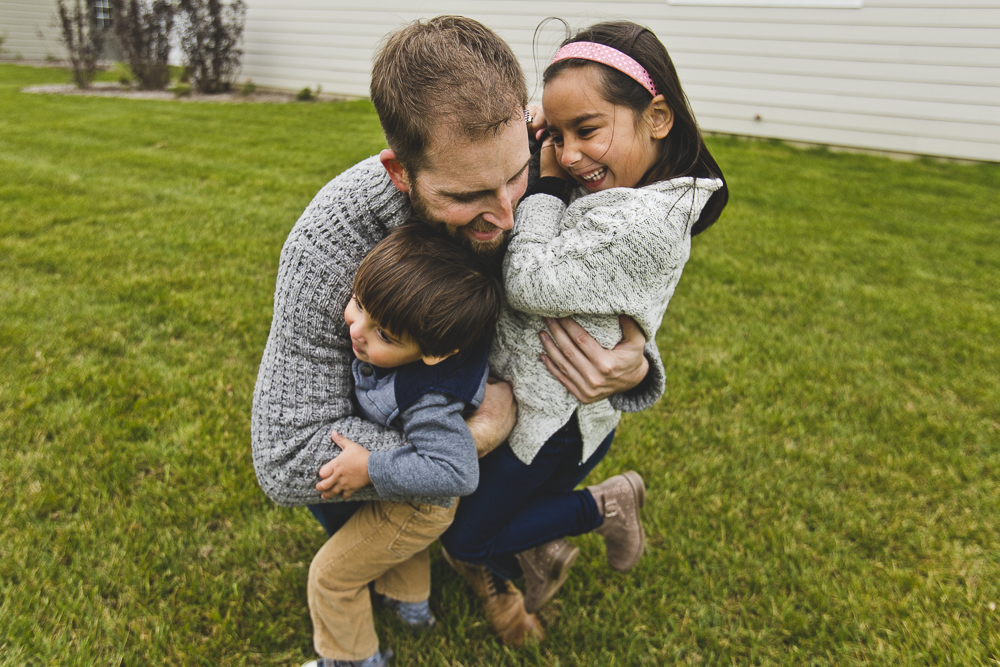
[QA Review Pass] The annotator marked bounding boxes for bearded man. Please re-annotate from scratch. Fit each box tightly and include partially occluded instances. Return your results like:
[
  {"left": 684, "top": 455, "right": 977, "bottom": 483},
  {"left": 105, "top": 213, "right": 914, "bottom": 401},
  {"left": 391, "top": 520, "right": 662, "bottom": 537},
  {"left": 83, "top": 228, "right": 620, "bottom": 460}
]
[{"left": 252, "top": 16, "right": 663, "bottom": 664}]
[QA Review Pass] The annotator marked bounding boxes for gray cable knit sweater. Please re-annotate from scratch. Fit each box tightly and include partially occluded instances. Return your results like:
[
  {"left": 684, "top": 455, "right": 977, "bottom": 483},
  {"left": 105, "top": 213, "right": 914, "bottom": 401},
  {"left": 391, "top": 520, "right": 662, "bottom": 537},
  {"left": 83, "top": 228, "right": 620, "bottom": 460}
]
[
  {"left": 490, "top": 177, "right": 723, "bottom": 465},
  {"left": 252, "top": 156, "right": 669, "bottom": 507}
]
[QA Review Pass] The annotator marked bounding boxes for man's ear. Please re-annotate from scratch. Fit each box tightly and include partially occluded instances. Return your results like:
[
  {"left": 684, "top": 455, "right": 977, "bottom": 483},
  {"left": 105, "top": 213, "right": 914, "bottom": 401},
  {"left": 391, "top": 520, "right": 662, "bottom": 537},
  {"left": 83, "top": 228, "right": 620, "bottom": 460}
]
[
  {"left": 380, "top": 149, "right": 411, "bottom": 194},
  {"left": 422, "top": 350, "right": 459, "bottom": 366},
  {"left": 647, "top": 95, "right": 674, "bottom": 140}
]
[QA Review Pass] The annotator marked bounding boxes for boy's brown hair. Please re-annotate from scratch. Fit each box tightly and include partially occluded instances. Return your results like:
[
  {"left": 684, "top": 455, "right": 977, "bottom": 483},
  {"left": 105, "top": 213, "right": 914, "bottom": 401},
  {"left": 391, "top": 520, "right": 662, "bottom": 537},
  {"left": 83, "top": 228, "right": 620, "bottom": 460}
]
[
  {"left": 353, "top": 222, "right": 502, "bottom": 358},
  {"left": 370, "top": 15, "right": 527, "bottom": 173}
]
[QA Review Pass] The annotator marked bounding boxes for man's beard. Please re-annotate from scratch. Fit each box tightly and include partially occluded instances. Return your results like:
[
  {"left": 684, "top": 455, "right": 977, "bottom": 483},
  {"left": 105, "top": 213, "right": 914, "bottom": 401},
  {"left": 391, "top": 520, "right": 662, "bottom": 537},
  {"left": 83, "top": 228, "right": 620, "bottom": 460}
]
[{"left": 408, "top": 186, "right": 511, "bottom": 259}]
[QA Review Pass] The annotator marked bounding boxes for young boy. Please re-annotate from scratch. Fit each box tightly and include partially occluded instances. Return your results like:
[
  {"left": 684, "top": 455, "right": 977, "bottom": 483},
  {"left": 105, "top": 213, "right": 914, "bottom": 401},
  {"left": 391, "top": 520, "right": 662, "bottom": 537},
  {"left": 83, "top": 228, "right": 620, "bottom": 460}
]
[{"left": 302, "top": 222, "right": 502, "bottom": 667}]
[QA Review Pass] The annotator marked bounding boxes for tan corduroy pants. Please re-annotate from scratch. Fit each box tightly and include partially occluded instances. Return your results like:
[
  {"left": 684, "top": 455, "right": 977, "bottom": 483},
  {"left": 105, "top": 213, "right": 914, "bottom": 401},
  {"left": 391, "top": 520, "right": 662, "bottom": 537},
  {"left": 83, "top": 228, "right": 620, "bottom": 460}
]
[{"left": 308, "top": 499, "right": 457, "bottom": 660}]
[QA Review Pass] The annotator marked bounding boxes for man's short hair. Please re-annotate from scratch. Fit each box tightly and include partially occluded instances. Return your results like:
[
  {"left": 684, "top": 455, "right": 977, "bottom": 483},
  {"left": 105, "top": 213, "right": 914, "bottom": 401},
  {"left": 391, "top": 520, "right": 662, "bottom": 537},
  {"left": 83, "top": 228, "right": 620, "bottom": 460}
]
[
  {"left": 370, "top": 15, "right": 527, "bottom": 173},
  {"left": 353, "top": 222, "right": 502, "bottom": 358}
]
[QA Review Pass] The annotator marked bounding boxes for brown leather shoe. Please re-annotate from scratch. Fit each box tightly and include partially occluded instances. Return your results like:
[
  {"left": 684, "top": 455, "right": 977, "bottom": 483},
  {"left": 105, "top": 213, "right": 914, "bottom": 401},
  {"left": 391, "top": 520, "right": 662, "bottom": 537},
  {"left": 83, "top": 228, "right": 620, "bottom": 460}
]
[
  {"left": 442, "top": 550, "right": 545, "bottom": 646},
  {"left": 588, "top": 471, "right": 646, "bottom": 572},
  {"left": 516, "top": 537, "right": 579, "bottom": 613}
]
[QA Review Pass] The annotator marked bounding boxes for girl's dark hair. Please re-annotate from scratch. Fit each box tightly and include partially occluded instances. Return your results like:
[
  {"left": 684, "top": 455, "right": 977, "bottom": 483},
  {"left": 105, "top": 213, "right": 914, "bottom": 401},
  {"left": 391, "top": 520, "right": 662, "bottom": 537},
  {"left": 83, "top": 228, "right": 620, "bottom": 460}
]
[
  {"left": 353, "top": 222, "right": 502, "bottom": 358},
  {"left": 544, "top": 21, "right": 729, "bottom": 235}
]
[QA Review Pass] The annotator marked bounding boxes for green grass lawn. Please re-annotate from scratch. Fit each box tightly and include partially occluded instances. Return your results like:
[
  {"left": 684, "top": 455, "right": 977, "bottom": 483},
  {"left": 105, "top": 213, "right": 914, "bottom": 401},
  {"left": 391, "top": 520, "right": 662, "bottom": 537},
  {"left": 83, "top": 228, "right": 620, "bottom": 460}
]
[{"left": 1, "top": 63, "right": 998, "bottom": 666}]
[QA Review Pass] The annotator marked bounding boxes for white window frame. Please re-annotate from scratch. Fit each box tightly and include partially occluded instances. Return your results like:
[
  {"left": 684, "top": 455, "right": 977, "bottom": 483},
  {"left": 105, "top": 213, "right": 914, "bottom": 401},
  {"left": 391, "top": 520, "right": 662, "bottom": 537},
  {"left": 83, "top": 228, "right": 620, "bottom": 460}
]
[
  {"left": 668, "top": 0, "right": 861, "bottom": 7},
  {"left": 93, "top": 0, "right": 112, "bottom": 28}
]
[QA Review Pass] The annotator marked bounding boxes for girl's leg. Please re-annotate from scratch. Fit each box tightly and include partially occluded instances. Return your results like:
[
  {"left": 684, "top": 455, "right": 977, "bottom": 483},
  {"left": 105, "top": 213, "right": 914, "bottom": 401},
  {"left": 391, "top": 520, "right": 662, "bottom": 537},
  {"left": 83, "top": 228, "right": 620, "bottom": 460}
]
[
  {"left": 546, "top": 427, "right": 615, "bottom": 493},
  {"left": 440, "top": 421, "right": 615, "bottom": 579}
]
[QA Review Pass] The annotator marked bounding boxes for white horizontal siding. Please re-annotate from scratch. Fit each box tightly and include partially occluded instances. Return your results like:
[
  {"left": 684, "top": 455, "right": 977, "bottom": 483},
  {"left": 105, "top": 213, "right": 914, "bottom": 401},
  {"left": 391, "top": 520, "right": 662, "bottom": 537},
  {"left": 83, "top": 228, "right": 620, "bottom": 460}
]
[
  {"left": 240, "top": 1, "right": 1000, "bottom": 161},
  {"left": 0, "top": 0, "right": 65, "bottom": 61},
  {"left": 241, "top": 1, "right": 1000, "bottom": 161}
]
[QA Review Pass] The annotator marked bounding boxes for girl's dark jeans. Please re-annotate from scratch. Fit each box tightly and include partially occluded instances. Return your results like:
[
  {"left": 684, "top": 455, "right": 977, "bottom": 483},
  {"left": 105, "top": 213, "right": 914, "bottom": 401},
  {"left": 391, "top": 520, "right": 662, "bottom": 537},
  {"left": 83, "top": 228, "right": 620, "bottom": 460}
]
[{"left": 440, "top": 417, "right": 614, "bottom": 579}]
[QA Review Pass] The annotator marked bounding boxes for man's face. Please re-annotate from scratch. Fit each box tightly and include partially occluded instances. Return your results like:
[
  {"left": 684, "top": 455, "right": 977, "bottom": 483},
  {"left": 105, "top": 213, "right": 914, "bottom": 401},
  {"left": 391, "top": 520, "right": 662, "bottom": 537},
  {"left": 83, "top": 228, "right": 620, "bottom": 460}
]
[{"left": 405, "top": 114, "right": 531, "bottom": 258}]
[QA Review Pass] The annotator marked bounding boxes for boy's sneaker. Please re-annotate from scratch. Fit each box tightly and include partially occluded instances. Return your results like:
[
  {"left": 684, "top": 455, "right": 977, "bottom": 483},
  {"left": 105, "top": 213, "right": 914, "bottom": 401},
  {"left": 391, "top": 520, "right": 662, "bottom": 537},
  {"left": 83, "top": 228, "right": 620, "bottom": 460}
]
[
  {"left": 382, "top": 596, "right": 437, "bottom": 629},
  {"left": 300, "top": 650, "right": 393, "bottom": 667},
  {"left": 516, "top": 537, "right": 579, "bottom": 613},
  {"left": 587, "top": 471, "right": 646, "bottom": 572},
  {"left": 442, "top": 549, "right": 544, "bottom": 646}
]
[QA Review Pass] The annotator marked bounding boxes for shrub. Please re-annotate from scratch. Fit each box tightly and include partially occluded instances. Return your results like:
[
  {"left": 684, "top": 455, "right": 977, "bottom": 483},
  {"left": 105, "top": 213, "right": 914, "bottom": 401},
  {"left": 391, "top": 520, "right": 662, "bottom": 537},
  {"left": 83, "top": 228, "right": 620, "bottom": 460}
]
[
  {"left": 55, "top": 0, "right": 106, "bottom": 88},
  {"left": 169, "top": 81, "right": 191, "bottom": 97},
  {"left": 240, "top": 78, "right": 255, "bottom": 96},
  {"left": 177, "top": 0, "right": 246, "bottom": 94},
  {"left": 110, "top": 0, "right": 174, "bottom": 90},
  {"left": 296, "top": 84, "right": 320, "bottom": 102},
  {"left": 113, "top": 61, "right": 135, "bottom": 85}
]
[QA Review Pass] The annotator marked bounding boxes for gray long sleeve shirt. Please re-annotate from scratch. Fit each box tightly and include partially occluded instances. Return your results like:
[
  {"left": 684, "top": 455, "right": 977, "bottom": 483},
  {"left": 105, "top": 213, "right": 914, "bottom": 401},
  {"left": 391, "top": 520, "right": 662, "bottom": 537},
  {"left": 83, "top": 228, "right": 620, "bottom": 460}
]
[
  {"left": 251, "top": 156, "right": 668, "bottom": 508},
  {"left": 353, "top": 358, "right": 487, "bottom": 502}
]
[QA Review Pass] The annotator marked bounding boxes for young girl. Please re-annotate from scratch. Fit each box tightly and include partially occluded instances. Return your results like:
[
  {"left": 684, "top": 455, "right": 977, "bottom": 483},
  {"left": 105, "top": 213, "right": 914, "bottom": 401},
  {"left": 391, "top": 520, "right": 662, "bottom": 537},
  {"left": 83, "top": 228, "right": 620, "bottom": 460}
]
[{"left": 441, "top": 21, "right": 729, "bottom": 622}]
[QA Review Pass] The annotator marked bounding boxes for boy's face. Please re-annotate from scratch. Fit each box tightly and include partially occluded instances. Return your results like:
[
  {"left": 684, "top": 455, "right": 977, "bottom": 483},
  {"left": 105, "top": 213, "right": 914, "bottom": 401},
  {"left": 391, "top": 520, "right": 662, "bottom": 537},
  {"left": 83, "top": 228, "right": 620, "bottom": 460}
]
[{"left": 344, "top": 295, "right": 453, "bottom": 368}]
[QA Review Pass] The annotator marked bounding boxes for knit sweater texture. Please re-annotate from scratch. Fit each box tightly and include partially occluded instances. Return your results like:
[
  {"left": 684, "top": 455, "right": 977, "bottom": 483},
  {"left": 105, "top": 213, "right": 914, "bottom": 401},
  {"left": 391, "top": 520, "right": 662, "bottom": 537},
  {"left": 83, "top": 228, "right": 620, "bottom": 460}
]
[
  {"left": 251, "top": 156, "right": 669, "bottom": 507},
  {"left": 490, "top": 177, "right": 723, "bottom": 465}
]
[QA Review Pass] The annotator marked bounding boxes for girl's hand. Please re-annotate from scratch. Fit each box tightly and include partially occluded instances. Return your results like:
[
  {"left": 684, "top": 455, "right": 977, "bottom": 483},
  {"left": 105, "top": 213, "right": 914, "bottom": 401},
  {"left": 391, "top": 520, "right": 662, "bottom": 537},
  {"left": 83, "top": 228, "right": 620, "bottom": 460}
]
[
  {"left": 538, "top": 315, "right": 649, "bottom": 403},
  {"left": 316, "top": 431, "right": 372, "bottom": 499},
  {"left": 527, "top": 103, "right": 547, "bottom": 141},
  {"left": 540, "top": 136, "right": 571, "bottom": 180}
]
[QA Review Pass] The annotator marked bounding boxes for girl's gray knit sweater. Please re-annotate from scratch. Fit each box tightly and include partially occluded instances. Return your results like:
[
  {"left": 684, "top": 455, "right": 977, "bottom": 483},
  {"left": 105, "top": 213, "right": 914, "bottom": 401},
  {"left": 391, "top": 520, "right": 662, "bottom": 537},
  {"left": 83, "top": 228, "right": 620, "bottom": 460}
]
[
  {"left": 251, "top": 156, "right": 669, "bottom": 507},
  {"left": 490, "top": 177, "right": 723, "bottom": 465}
]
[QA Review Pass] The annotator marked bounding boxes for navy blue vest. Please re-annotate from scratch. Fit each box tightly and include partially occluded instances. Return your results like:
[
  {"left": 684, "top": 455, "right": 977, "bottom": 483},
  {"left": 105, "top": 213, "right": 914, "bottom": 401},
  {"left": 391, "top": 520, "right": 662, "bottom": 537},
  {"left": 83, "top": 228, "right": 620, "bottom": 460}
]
[{"left": 393, "top": 339, "right": 491, "bottom": 415}]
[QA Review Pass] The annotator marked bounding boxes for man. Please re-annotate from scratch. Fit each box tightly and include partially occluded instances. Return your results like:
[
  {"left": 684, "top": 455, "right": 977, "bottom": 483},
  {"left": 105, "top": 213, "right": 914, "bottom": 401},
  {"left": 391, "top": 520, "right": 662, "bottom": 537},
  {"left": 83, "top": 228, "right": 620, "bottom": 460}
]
[{"left": 251, "top": 15, "right": 665, "bottom": 659}]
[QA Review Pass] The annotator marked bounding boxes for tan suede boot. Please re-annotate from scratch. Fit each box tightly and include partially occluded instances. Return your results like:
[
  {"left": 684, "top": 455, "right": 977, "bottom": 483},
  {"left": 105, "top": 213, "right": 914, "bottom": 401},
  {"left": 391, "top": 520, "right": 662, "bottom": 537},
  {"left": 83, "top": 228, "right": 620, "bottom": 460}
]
[
  {"left": 587, "top": 471, "right": 646, "bottom": 572},
  {"left": 515, "top": 537, "right": 580, "bottom": 614},
  {"left": 442, "top": 550, "right": 545, "bottom": 646}
]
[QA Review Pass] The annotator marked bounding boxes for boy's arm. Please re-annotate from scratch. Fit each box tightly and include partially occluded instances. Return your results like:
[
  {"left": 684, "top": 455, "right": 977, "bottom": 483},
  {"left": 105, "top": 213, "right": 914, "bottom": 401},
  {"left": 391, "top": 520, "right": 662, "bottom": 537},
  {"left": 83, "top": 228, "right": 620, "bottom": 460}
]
[
  {"left": 315, "top": 382, "right": 514, "bottom": 498},
  {"left": 364, "top": 392, "right": 480, "bottom": 500}
]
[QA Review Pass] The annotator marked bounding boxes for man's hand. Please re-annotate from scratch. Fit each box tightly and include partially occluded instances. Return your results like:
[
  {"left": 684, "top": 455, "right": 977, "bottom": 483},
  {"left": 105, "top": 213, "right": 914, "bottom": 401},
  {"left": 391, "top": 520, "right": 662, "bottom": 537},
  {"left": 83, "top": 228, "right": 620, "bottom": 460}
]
[
  {"left": 527, "top": 103, "right": 547, "bottom": 141},
  {"left": 539, "top": 315, "right": 649, "bottom": 404},
  {"left": 466, "top": 377, "right": 517, "bottom": 458},
  {"left": 316, "top": 431, "right": 372, "bottom": 500}
]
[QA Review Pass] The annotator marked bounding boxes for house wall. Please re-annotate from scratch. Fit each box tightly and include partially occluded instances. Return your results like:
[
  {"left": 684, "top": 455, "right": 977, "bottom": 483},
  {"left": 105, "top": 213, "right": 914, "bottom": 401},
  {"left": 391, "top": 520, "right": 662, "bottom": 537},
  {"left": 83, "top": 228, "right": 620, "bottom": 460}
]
[
  {"left": 0, "top": 0, "right": 65, "bottom": 62},
  {"left": 241, "top": 0, "right": 1000, "bottom": 162}
]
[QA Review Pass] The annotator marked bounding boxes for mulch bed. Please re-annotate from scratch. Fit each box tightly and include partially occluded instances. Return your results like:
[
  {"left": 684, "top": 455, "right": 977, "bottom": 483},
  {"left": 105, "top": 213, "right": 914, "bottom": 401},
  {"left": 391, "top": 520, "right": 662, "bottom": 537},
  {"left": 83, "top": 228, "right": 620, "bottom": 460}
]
[{"left": 22, "top": 81, "right": 305, "bottom": 103}]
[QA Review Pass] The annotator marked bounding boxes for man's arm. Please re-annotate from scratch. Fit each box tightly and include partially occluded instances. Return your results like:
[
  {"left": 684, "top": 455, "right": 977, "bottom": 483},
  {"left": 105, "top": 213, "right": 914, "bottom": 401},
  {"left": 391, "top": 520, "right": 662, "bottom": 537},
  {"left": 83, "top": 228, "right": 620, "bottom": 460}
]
[
  {"left": 466, "top": 376, "right": 516, "bottom": 457},
  {"left": 251, "top": 157, "right": 413, "bottom": 507},
  {"left": 537, "top": 315, "right": 665, "bottom": 408}
]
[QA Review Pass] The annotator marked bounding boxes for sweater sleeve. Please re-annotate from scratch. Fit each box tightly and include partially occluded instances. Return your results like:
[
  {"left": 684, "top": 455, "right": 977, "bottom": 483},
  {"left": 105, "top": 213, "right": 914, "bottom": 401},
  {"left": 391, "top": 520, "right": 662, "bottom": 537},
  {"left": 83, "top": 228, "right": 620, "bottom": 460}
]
[
  {"left": 366, "top": 392, "right": 479, "bottom": 500},
  {"left": 503, "top": 188, "right": 689, "bottom": 334},
  {"left": 251, "top": 157, "right": 413, "bottom": 507},
  {"left": 610, "top": 338, "right": 666, "bottom": 414},
  {"left": 503, "top": 181, "right": 717, "bottom": 414}
]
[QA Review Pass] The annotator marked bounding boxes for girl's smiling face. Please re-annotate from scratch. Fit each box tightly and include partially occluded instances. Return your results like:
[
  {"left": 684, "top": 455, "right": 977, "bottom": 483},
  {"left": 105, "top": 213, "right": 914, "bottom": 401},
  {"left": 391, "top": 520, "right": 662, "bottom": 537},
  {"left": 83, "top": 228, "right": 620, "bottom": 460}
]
[{"left": 543, "top": 65, "right": 672, "bottom": 192}]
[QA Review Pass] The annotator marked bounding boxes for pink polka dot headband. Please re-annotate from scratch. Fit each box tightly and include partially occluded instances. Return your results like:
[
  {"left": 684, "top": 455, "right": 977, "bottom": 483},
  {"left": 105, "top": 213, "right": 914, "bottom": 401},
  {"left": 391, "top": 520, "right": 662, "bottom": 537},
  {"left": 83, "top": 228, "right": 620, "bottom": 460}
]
[{"left": 550, "top": 42, "right": 658, "bottom": 97}]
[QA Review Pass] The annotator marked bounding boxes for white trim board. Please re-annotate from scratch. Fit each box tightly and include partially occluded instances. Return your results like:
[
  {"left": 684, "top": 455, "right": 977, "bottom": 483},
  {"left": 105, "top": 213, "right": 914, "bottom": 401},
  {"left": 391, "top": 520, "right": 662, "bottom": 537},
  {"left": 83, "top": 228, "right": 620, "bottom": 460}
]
[{"left": 668, "top": 1, "right": 862, "bottom": 7}]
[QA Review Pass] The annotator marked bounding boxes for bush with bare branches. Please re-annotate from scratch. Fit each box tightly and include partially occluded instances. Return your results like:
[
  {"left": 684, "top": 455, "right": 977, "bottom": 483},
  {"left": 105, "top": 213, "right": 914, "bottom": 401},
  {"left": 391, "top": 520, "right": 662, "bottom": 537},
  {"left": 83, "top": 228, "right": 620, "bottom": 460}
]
[
  {"left": 110, "top": 0, "right": 175, "bottom": 90},
  {"left": 56, "top": 0, "right": 106, "bottom": 88},
  {"left": 177, "top": 0, "right": 246, "bottom": 94}
]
